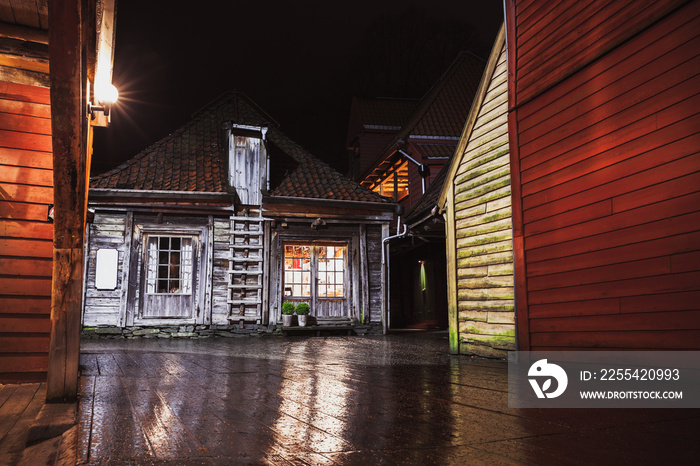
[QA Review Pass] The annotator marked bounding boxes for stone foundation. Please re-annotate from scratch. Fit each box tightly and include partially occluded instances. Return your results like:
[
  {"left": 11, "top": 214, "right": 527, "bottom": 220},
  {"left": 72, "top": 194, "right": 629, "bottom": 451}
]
[{"left": 82, "top": 324, "right": 273, "bottom": 340}]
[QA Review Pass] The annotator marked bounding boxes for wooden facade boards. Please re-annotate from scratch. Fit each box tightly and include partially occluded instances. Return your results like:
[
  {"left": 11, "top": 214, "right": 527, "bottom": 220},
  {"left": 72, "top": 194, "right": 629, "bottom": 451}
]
[
  {"left": 0, "top": 81, "right": 53, "bottom": 382},
  {"left": 507, "top": 0, "right": 700, "bottom": 350},
  {"left": 441, "top": 27, "right": 515, "bottom": 358}
]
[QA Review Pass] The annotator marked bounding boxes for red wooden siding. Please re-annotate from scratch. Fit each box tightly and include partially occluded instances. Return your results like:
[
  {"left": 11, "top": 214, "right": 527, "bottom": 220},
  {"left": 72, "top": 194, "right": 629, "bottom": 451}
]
[
  {"left": 508, "top": 0, "right": 700, "bottom": 349},
  {"left": 0, "top": 81, "right": 53, "bottom": 381},
  {"left": 514, "top": 0, "right": 689, "bottom": 104}
]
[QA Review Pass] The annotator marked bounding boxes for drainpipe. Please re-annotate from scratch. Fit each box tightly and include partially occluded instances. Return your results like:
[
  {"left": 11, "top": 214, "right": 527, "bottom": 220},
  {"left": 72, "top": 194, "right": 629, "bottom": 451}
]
[
  {"left": 381, "top": 206, "right": 408, "bottom": 335},
  {"left": 397, "top": 149, "right": 428, "bottom": 195}
]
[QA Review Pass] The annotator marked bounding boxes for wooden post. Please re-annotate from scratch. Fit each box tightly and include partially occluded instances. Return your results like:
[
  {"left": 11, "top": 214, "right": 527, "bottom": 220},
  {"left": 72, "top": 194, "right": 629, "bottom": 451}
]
[{"left": 46, "top": 0, "right": 90, "bottom": 402}]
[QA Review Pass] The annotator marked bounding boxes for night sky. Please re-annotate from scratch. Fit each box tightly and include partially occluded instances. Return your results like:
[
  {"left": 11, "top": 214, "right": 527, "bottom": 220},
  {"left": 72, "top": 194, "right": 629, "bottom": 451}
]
[{"left": 92, "top": 1, "right": 503, "bottom": 175}]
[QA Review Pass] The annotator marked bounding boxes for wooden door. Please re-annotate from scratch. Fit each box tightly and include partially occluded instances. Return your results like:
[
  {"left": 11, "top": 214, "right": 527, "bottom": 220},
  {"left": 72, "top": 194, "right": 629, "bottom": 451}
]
[
  {"left": 283, "top": 244, "right": 348, "bottom": 318},
  {"left": 141, "top": 235, "right": 198, "bottom": 319}
]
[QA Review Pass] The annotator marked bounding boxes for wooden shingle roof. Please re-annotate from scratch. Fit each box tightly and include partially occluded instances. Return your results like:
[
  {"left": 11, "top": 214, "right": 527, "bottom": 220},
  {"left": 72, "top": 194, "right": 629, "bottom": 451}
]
[{"left": 91, "top": 92, "right": 388, "bottom": 203}]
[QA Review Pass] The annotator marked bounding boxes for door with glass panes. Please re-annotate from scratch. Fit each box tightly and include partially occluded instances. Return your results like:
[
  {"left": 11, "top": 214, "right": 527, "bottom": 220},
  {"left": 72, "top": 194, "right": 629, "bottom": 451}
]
[
  {"left": 283, "top": 244, "right": 348, "bottom": 317},
  {"left": 141, "top": 234, "right": 198, "bottom": 319}
]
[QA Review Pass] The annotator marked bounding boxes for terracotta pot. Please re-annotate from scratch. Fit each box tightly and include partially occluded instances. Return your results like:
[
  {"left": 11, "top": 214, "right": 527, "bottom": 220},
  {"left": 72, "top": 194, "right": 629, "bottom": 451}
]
[
  {"left": 282, "top": 314, "right": 293, "bottom": 327},
  {"left": 298, "top": 315, "right": 308, "bottom": 327}
]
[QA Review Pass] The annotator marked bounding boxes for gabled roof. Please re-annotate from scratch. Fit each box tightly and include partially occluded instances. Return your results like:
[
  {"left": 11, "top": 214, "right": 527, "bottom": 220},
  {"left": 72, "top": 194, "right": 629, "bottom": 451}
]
[
  {"left": 356, "top": 97, "right": 418, "bottom": 129},
  {"left": 398, "top": 51, "right": 486, "bottom": 140},
  {"left": 360, "top": 51, "right": 486, "bottom": 183},
  {"left": 91, "top": 92, "right": 388, "bottom": 203}
]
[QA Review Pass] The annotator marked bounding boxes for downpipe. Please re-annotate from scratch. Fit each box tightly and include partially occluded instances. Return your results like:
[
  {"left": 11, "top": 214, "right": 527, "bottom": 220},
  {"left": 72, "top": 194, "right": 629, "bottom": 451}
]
[{"left": 381, "top": 215, "right": 408, "bottom": 335}]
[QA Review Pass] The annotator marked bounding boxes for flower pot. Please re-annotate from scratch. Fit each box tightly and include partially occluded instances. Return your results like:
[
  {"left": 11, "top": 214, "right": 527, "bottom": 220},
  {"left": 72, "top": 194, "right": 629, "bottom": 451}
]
[
  {"left": 282, "top": 314, "right": 293, "bottom": 327},
  {"left": 298, "top": 315, "right": 308, "bottom": 327}
]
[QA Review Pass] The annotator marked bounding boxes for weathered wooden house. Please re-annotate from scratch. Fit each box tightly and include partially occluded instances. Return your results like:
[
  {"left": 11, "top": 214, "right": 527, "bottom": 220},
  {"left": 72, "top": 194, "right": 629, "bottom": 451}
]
[
  {"left": 438, "top": 26, "right": 514, "bottom": 357},
  {"left": 83, "top": 92, "right": 395, "bottom": 333},
  {"left": 347, "top": 52, "right": 485, "bottom": 330},
  {"left": 441, "top": 0, "right": 700, "bottom": 355},
  {"left": 1, "top": 0, "right": 117, "bottom": 395}
]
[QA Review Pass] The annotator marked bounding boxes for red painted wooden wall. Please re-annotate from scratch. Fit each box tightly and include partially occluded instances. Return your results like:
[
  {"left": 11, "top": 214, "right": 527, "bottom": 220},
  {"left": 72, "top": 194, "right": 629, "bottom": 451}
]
[
  {"left": 0, "top": 81, "right": 53, "bottom": 381},
  {"left": 507, "top": 0, "right": 700, "bottom": 349}
]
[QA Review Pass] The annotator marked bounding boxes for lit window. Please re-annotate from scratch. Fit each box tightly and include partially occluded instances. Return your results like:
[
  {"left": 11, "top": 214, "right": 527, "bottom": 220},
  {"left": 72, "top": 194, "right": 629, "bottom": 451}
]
[
  {"left": 284, "top": 245, "right": 311, "bottom": 297},
  {"left": 318, "top": 246, "right": 345, "bottom": 298},
  {"left": 371, "top": 160, "right": 409, "bottom": 200}
]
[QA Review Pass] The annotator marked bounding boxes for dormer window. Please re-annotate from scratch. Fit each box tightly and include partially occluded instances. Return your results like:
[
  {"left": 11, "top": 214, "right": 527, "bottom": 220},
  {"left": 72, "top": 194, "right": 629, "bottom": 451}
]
[{"left": 227, "top": 124, "right": 268, "bottom": 206}]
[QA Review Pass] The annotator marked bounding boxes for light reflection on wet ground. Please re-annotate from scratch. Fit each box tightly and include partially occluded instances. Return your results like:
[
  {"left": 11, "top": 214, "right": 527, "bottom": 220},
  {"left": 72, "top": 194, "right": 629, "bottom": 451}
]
[{"left": 78, "top": 331, "right": 699, "bottom": 464}]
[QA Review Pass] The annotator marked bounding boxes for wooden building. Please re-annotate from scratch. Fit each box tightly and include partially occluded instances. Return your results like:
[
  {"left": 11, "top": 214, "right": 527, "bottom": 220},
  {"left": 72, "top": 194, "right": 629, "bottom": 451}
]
[
  {"left": 0, "top": 0, "right": 117, "bottom": 395},
  {"left": 84, "top": 92, "right": 395, "bottom": 332},
  {"left": 441, "top": 0, "right": 700, "bottom": 356},
  {"left": 439, "top": 26, "right": 514, "bottom": 357},
  {"left": 347, "top": 52, "right": 486, "bottom": 330},
  {"left": 505, "top": 0, "right": 700, "bottom": 350}
]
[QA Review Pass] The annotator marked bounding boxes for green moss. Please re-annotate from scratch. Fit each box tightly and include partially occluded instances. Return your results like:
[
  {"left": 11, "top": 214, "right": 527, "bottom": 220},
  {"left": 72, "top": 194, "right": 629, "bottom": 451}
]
[
  {"left": 457, "top": 242, "right": 512, "bottom": 259},
  {"left": 455, "top": 178, "right": 511, "bottom": 204},
  {"left": 456, "top": 220, "right": 511, "bottom": 239},
  {"left": 455, "top": 170, "right": 510, "bottom": 196},
  {"left": 455, "top": 161, "right": 509, "bottom": 187}
]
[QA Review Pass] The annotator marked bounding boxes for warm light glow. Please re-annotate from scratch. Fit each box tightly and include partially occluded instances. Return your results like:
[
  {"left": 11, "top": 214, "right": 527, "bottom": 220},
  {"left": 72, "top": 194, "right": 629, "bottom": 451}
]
[{"left": 95, "top": 82, "right": 119, "bottom": 105}]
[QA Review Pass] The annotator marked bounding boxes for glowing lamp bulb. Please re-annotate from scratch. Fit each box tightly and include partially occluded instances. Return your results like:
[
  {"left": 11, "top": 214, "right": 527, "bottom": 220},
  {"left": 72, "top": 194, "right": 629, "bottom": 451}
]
[{"left": 95, "top": 82, "right": 119, "bottom": 105}]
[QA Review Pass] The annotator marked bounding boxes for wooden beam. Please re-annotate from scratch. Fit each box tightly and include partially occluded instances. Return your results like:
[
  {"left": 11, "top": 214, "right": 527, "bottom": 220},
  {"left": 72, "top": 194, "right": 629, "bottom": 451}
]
[
  {"left": 46, "top": 0, "right": 89, "bottom": 402},
  {"left": 0, "top": 21, "right": 49, "bottom": 44}
]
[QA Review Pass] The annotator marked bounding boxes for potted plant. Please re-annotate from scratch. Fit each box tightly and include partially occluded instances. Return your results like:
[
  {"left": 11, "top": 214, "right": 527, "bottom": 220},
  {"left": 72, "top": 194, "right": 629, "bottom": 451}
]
[
  {"left": 281, "top": 302, "right": 295, "bottom": 327},
  {"left": 295, "top": 302, "right": 310, "bottom": 327}
]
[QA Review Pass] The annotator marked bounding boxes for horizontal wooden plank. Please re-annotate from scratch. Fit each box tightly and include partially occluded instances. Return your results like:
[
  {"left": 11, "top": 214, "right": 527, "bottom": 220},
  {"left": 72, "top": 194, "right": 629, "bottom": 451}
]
[
  {"left": 0, "top": 277, "right": 51, "bottom": 296},
  {"left": 530, "top": 330, "right": 700, "bottom": 349},
  {"left": 0, "top": 257, "right": 52, "bottom": 277},
  {"left": 524, "top": 200, "right": 611, "bottom": 236},
  {"left": 0, "top": 82, "right": 50, "bottom": 104},
  {"left": 525, "top": 193, "right": 700, "bottom": 255},
  {"left": 0, "top": 129, "right": 52, "bottom": 152},
  {"left": 0, "top": 316, "right": 51, "bottom": 333},
  {"left": 612, "top": 170, "right": 700, "bottom": 213},
  {"left": 621, "top": 290, "right": 700, "bottom": 314},
  {"left": 0, "top": 112, "right": 51, "bottom": 135},
  {"left": 0, "top": 182, "right": 52, "bottom": 203},
  {"left": 529, "top": 298, "right": 621, "bottom": 319},
  {"left": 0, "top": 98, "right": 51, "bottom": 118},
  {"left": 529, "top": 271, "right": 700, "bottom": 305},
  {"left": 0, "top": 336, "right": 50, "bottom": 353},
  {"left": 0, "top": 238, "right": 53, "bottom": 258},
  {"left": 528, "top": 256, "right": 671, "bottom": 292},
  {"left": 0, "top": 356, "right": 49, "bottom": 373},
  {"left": 530, "top": 310, "right": 700, "bottom": 333},
  {"left": 0, "top": 297, "right": 50, "bottom": 314},
  {"left": 0, "top": 219, "right": 52, "bottom": 240},
  {"left": 0, "top": 164, "right": 52, "bottom": 186},
  {"left": 671, "top": 250, "right": 700, "bottom": 273},
  {"left": 523, "top": 130, "right": 700, "bottom": 213},
  {"left": 528, "top": 230, "right": 700, "bottom": 277},
  {"left": 0, "top": 147, "right": 52, "bottom": 169},
  {"left": 0, "top": 201, "right": 51, "bottom": 221}
]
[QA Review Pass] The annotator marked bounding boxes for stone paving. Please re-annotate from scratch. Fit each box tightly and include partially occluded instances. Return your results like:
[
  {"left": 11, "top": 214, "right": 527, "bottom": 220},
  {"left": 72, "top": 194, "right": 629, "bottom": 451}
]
[{"left": 77, "top": 331, "right": 700, "bottom": 464}]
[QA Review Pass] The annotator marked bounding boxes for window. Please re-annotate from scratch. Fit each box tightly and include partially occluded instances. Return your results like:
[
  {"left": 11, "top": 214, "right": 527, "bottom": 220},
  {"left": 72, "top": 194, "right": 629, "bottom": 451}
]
[
  {"left": 371, "top": 160, "right": 409, "bottom": 200},
  {"left": 284, "top": 245, "right": 311, "bottom": 297},
  {"left": 283, "top": 244, "right": 346, "bottom": 299},
  {"left": 318, "top": 246, "right": 345, "bottom": 297},
  {"left": 145, "top": 236, "right": 193, "bottom": 295}
]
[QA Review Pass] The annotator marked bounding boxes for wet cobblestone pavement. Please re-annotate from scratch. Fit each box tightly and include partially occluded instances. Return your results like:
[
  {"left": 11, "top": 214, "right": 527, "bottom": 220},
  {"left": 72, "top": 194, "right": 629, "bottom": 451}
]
[{"left": 78, "top": 331, "right": 699, "bottom": 464}]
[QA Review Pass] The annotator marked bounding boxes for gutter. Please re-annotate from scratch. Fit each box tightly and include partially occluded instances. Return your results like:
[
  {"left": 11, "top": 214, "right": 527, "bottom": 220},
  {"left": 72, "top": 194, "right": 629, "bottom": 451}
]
[{"left": 381, "top": 211, "right": 409, "bottom": 335}]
